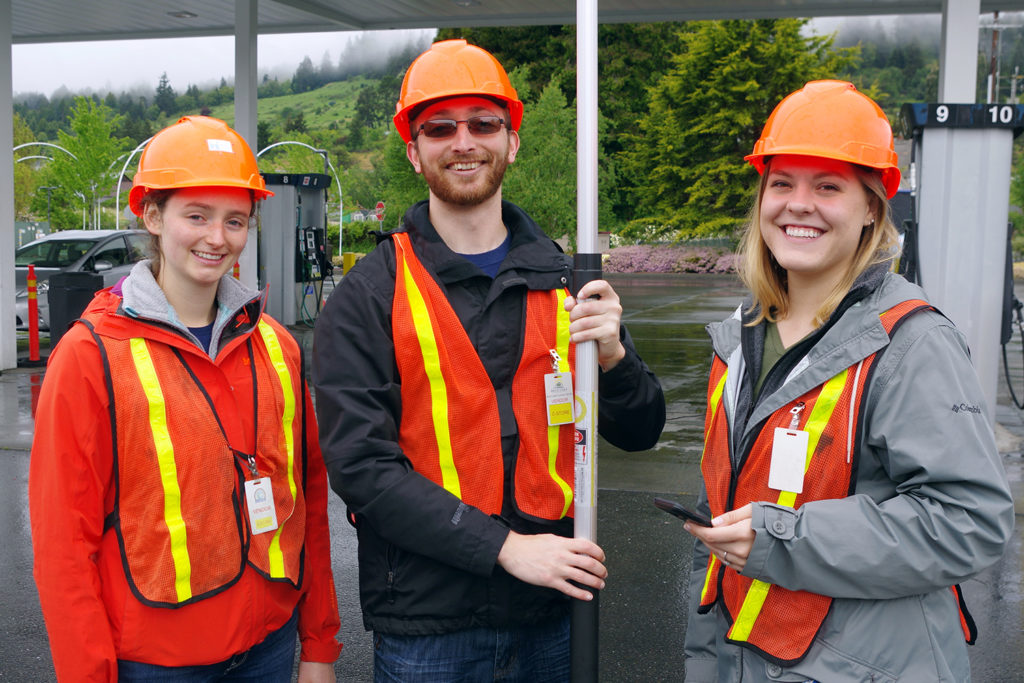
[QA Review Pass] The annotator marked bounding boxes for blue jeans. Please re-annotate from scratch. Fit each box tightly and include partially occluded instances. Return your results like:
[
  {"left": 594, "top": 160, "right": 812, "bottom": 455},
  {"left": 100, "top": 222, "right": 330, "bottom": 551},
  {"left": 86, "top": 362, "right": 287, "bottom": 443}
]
[
  {"left": 374, "top": 616, "right": 570, "bottom": 683},
  {"left": 117, "top": 609, "right": 298, "bottom": 682}
]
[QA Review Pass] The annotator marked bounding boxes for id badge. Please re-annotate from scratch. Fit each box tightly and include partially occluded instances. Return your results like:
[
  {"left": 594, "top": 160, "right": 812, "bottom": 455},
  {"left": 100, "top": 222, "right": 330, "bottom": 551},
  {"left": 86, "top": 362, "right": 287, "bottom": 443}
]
[
  {"left": 544, "top": 372, "right": 574, "bottom": 425},
  {"left": 245, "top": 478, "right": 279, "bottom": 534},
  {"left": 767, "top": 427, "right": 808, "bottom": 493}
]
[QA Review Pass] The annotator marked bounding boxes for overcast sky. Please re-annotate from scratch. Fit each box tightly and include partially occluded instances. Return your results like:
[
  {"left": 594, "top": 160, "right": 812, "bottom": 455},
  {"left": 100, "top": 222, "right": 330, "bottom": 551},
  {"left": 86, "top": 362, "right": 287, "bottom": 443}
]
[
  {"left": 7, "top": 19, "right": 869, "bottom": 99},
  {"left": 11, "top": 14, "right": 1021, "bottom": 99},
  {"left": 12, "top": 28, "right": 436, "bottom": 98}
]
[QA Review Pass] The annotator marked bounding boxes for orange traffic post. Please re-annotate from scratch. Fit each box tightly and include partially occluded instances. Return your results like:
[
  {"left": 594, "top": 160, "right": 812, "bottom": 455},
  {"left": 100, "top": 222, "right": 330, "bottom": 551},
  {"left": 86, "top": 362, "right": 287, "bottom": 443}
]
[
  {"left": 27, "top": 264, "right": 40, "bottom": 362},
  {"left": 233, "top": 261, "right": 240, "bottom": 279}
]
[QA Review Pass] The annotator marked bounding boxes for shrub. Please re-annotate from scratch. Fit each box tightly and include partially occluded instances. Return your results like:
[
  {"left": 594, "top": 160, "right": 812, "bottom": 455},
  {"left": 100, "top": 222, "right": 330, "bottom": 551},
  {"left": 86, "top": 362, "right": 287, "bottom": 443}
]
[{"left": 603, "top": 244, "right": 737, "bottom": 274}]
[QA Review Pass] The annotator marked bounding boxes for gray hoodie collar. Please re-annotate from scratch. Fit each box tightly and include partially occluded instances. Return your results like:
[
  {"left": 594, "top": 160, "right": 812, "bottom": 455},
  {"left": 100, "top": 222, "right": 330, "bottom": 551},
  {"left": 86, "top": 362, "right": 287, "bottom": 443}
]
[{"left": 120, "top": 260, "right": 262, "bottom": 358}]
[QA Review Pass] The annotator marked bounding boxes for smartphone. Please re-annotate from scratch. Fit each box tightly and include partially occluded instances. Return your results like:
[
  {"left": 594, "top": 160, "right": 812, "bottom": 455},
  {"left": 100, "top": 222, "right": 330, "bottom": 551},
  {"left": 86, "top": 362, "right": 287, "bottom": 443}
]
[{"left": 653, "top": 497, "right": 712, "bottom": 527}]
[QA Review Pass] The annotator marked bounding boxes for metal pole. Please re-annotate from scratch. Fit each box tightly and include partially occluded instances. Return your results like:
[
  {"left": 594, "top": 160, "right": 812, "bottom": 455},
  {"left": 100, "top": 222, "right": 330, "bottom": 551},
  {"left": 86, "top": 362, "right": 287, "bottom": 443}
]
[
  {"left": 989, "top": 12, "right": 999, "bottom": 103},
  {"left": 571, "top": 0, "right": 600, "bottom": 680}
]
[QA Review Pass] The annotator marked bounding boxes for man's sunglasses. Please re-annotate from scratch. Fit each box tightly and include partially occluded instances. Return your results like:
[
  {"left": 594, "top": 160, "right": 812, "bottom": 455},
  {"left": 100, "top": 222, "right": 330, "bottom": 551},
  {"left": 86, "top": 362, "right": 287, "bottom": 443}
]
[{"left": 415, "top": 115, "right": 507, "bottom": 140}]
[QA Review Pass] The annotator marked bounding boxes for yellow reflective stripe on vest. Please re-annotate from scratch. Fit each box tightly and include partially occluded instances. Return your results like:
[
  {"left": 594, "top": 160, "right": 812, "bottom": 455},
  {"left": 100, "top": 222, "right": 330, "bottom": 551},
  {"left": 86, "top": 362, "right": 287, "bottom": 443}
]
[
  {"left": 776, "top": 368, "right": 848, "bottom": 509},
  {"left": 699, "top": 367, "right": 727, "bottom": 603},
  {"left": 729, "top": 579, "right": 772, "bottom": 641},
  {"left": 128, "top": 337, "right": 192, "bottom": 602},
  {"left": 700, "top": 553, "right": 721, "bottom": 603},
  {"left": 401, "top": 258, "right": 461, "bottom": 499},
  {"left": 257, "top": 320, "right": 297, "bottom": 578},
  {"left": 700, "top": 370, "right": 728, "bottom": 465},
  {"left": 731, "top": 368, "right": 850, "bottom": 642},
  {"left": 548, "top": 289, "right": 573, "bottom": 518}
]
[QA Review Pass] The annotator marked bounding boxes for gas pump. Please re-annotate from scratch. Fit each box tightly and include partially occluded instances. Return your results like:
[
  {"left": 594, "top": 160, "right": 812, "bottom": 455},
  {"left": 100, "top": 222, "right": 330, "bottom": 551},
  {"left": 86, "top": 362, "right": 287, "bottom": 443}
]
[
  {"left": 901, "top": 102, "right": 1024, "bottom": 422},
  {"left": 259, "top": 172, "right": 333, "bottom": 326}
]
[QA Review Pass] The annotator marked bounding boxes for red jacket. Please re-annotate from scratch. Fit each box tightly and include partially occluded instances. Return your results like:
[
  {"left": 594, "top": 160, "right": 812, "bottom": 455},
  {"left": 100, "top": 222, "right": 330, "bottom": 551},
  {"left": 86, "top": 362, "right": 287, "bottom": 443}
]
[{"left": 29, "top": 282, "right": 341, "bottom": 681}]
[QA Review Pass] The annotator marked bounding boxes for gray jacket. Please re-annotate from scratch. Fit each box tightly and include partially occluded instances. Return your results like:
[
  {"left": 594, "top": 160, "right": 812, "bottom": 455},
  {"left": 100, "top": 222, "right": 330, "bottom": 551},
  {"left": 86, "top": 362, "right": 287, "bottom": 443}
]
[{"left": 684, "top": 270, "right": 1014, "bottom": 682}]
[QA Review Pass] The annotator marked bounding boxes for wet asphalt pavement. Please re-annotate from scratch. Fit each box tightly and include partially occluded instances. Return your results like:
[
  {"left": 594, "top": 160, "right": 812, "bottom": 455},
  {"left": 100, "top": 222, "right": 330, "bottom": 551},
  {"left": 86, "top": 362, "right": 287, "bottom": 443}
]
[{"left": 2, "top": 272, "right": 1023, "bottom": 681}]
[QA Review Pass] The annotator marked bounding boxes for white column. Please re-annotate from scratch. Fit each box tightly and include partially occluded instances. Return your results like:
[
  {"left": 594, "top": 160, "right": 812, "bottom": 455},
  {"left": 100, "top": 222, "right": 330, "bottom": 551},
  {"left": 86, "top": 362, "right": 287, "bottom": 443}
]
[
  {"left": 1, "top": 0, "right": 16, "bottom": 370},
  {"left": 939, "top": 0, "right": 980, "bottom": 101},
  {"left": 234, "top": 0, "right": 259, "bottom": 290},
  {"left": 916, "top": 125, "right": 1014, "bottom": 424}
]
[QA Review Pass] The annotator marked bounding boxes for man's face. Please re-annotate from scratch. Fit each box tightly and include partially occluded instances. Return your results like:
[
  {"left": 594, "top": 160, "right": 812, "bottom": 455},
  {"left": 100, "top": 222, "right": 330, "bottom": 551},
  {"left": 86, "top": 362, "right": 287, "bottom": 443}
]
[{"left": 406, "top": 96, "right": 519, "bottom": 207}]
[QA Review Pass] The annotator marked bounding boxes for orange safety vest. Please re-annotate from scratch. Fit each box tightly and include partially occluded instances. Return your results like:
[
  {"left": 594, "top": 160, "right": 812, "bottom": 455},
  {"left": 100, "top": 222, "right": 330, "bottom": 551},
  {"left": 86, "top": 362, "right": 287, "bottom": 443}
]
[
  {"left": 698, "top": 299, "right": 976, "bottom": 664},
  {"left": 391, "top": 231, "right": 576, "bottom": 520},
  {"left": 92, "top": 318, "right": 306, "bottom": 608}
]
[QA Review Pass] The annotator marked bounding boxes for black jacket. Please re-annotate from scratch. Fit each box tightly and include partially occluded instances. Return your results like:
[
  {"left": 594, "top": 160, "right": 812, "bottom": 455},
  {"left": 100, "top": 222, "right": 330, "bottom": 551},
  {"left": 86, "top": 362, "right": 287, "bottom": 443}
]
[{"left": 313, "top": 200, "right": 665, "bottom": 634}]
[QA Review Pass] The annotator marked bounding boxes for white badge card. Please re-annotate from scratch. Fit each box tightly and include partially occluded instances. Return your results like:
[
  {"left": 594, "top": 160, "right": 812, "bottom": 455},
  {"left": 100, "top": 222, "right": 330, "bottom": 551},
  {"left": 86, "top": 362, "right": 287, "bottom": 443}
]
[
  {"left": 544, "top": 372, "right": 574, "bottom": 425},
  {"left": 245, "top": 478, "right": 279, "bottom": 534},
  {"left": 768, "top": 427, "right": 808, "bottom": 493}
]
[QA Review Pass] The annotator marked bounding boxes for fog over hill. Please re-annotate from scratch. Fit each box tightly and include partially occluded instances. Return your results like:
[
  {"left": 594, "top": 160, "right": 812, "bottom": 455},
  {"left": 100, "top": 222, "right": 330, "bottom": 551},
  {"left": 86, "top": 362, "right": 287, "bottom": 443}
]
[{"left": 12, "top": 28, "right": 435, "bottom": 100}]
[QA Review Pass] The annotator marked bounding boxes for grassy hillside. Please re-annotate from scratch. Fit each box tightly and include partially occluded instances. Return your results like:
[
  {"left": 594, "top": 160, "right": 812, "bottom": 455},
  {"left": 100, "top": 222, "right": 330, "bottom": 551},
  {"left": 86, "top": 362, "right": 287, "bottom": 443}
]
[{"left": 202, "top": 76, "right": 372, "bottom": 131}]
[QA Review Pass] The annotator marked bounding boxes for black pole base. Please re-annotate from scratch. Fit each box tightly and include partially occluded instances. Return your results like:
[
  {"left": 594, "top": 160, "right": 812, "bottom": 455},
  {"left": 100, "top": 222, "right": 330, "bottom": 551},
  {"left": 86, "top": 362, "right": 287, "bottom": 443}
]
[{"left": 570, "top": 588, "right": 599, "bottom": 682}]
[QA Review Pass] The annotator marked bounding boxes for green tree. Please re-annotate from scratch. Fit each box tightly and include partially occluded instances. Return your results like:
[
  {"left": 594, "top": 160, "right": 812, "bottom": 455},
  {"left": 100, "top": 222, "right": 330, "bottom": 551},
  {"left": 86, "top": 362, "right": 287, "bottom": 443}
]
[
  {"left": 503, "top": 73, "right": 613, "bottom": 242},
  {"left": 347, "top": 74, "right": 401, "bottom": 150},
  {"left": 155, "top": 72, "right": 177, "bottom": 114},
  {"left": 621, "top": 19, "right": 856, "bottom": 240},
  {"left": 12, "top": 112, "right": 38, "bottom": 220},
  {"left": 435, "top": 23, "right": 688, "bottom": 223},
  {"left": 436, "top": 26, "right": 576, "bottom": 103},
  {"left": 283, "top": 110, "right": 308, "bottom": 134},
  {"left": 380, "top": 126, "right": 426, "bottom": 230},
  {"left": 292, "top": 56, "right": 318, "bottom": 94},
  {"left": 29, "top": 96, "right": 129, "bottom": 230},
  {"left": 597, "top": 23, "right": 689, "bottom": 219}
]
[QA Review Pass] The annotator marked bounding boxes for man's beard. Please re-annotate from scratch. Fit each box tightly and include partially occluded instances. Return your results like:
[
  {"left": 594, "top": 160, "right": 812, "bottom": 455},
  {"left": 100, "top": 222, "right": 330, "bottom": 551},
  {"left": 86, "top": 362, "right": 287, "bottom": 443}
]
[{"left": 420, "top": 148, "right": 510, "bottom": 206}]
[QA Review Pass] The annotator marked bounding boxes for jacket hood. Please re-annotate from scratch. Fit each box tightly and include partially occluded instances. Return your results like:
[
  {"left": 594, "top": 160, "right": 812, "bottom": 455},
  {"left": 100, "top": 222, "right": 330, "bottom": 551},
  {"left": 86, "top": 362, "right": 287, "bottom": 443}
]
[{"left": 90, "top": 260, "right": 264, "bottom": 358}]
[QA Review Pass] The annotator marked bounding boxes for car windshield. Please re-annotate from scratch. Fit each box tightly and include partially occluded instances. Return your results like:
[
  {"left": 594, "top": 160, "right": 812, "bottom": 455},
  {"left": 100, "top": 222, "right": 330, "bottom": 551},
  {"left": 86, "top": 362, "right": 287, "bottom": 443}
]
[{"left": 15, "top": 238, "right": 101, "bottom": 268}]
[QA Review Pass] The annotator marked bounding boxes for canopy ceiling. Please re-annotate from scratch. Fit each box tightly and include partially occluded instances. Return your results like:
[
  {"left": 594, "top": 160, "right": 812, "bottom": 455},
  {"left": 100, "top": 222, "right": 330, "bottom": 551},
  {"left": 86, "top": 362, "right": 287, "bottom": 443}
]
[{"left": 11, "top": 0, "right": 1022, "bottom": 44}]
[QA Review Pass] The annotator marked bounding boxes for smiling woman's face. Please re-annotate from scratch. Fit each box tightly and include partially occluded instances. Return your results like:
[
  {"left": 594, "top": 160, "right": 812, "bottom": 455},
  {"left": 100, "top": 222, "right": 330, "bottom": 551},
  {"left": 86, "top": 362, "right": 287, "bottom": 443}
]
[
  {"left": 759, "top": 154, "right": 875, "bottom": 292},
  {"left": 144, "top": 186, "right": 252, "bottom": 294}
]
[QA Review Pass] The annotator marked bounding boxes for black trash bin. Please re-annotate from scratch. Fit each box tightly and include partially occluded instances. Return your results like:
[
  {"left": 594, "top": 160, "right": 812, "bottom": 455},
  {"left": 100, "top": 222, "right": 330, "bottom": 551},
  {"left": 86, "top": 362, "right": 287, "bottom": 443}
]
[{"left": 48, "top": 271, "right": 104, "bottom": 349}]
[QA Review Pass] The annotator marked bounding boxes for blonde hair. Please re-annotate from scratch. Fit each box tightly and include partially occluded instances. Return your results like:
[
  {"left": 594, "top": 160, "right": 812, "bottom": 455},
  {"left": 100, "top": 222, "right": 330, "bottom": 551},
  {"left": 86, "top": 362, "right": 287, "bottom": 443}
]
[{"left": 737, "top": 161, "right": 900, "bottom": 328}]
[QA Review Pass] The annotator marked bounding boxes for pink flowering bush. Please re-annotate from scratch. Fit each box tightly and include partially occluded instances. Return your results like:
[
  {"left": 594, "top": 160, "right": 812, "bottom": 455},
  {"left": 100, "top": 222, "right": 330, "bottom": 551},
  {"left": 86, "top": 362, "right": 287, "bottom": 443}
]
[{"left": 603, "top": 245, "right": 737, "bottom": 274}]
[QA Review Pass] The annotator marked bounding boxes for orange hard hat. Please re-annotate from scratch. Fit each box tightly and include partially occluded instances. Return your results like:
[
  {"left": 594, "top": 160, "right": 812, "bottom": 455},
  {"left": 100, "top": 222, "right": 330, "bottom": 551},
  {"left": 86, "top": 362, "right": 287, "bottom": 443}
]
[
  {"left": 129, "top": 116, "right": 272, "bottom": 216},
  {"left": 393, "top": 39, "right": 523, "bottom": 144},
  {"left": 745, "top": 80, "right": 901, "bottom": 198}
]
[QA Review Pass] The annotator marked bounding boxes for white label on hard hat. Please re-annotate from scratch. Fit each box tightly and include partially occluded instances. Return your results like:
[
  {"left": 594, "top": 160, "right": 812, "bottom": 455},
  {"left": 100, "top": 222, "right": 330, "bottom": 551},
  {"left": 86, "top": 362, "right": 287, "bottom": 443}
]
[{"left": 207, "top": 139, "right": 234, "bottom": 153}]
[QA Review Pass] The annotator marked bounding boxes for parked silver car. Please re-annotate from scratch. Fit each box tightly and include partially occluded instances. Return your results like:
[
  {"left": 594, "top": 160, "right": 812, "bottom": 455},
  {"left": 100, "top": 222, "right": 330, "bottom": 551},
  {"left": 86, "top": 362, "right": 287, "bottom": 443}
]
[{"left": 15, "top": 229, "right": 150, "bottom": 331}]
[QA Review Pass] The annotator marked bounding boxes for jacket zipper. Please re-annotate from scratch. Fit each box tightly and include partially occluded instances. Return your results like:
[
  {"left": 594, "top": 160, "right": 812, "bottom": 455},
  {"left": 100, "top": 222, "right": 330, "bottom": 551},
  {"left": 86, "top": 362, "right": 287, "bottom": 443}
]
[{"left": 385, "top": 544, "right": 396, "bottom": 604}]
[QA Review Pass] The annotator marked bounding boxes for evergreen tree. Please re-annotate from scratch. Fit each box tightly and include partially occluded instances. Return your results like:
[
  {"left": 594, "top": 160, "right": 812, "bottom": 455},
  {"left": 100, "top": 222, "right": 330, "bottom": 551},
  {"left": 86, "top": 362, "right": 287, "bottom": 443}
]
[
  {"left": 154, "top": 72, "right": 177, "bottom": 114},
  {"left": 437, "top": 25, "right": 576, "bottom": 102},
  {"left": 503, "top": 73, "right": 613, "bottom": 241},
  {"left": 319, "top": 50, "right": 336, "bottom": 85},
  {"left": 621, "top": 19, "right": 856, "bottom": 239},
  {"left": 293, "top": 56, "right": 317, "bottom": 93},
  {"left": 347, "top": 74, "right": 402, "bottom": 149}
]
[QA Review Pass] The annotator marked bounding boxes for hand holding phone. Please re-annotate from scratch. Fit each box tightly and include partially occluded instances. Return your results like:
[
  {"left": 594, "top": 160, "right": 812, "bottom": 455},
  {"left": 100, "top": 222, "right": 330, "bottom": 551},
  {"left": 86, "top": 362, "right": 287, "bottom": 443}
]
[{"left": 653, "top": 497, "right": 712, "bottom": 527}]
